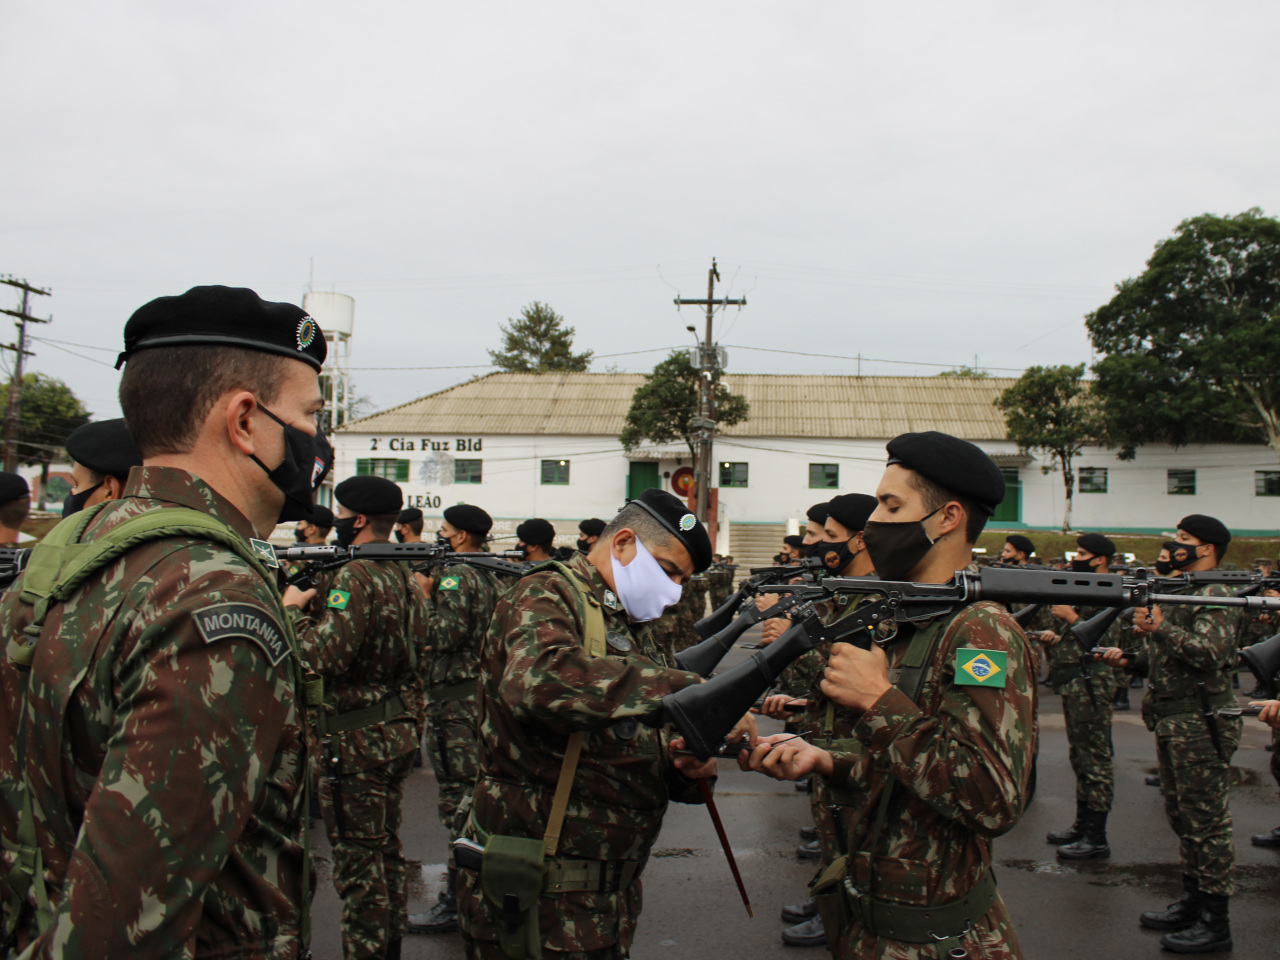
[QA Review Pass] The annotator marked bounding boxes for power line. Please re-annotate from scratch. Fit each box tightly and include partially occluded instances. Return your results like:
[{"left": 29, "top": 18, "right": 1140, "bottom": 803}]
[{"left": 721, "top": 344, "right": 1026, "bottom": 373}]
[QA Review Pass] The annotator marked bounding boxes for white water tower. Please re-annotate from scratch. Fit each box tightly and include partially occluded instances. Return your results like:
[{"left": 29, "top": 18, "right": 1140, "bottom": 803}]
[{"left": 302, "top": 292, "right": 355, "bottom": 432}]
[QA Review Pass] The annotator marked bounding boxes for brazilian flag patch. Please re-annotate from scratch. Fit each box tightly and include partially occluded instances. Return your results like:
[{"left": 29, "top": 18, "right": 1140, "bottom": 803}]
[
  {"left": 438, "top": 575, "right": 461, "bottom": 591},
  {"left": 955, "top": 647, "right": 1007, "bottom": 687},
  {"left": 327, "top": 590, "right": 351, "bottom": 610}
]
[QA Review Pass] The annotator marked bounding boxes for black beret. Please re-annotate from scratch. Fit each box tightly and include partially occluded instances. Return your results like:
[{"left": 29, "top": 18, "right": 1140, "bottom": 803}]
[
  {"left": 398, "top": 507, "right": 423, "bottom": 524},
  {"left": 0, "top": 472, "right": 29, "bottom": 505},
  {"left": 628, "top": 488, "right": 713, "bottom": 573},
  {"left": 783, "top": 534, "right": 805, "bottom": 549},
  {"left": 826, "top": 493, "right": 877, "bottom": 533},
  {"left": 308, "top": 504, "right": 334, "bottom": 529},
  {"left": 444, "top": 504, "right": 493, "bottom": 536},
  {"left": 885, "top": 431, "right": 1005, "bottom": 515},
  {"left": 1179, "top": 514, "right": 1231, "bottom": 547},
  {"left": 806, "top": 502, "right": 830, "bottom": 525},
  {"left": 65, "top": 419, "right": 142, "bottom": 481},
  {"left": 1076, "top": 532, "right": 1116, "bottom": 557},
  {"left": 117, "top": 285, "right": 327, "bottom": 372},
  {"left": 579, "top": 518, "right": 607, "bottom": 538},
  {"left": 517, "top": 518, "right": 556, "bottom": 546},
  {"left": 334, "top": 476, "right": 402, "bottom": 515},
  {"left": 1005, "top": 534, "right": 1036, "bottom": 556}
]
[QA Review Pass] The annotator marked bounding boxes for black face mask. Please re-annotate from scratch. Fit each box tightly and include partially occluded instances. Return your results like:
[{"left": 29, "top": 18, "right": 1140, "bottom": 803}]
[
  {"left": 1156, "top": 540, "right": 1200, "bottom": 576},
  {"left": 250, "top": 405, "right": 333, "bottom": 523},
  {"left": 394, "top": 529, "right": 406, "bottom": 543},
  {"left": 821, "top": 538, "right": 860, "bottom": 574},
  {"left": 437, "top": 531, "right": 452, "bottom": 548},
  {"left": 62, "top": 482, "right": 103, "bottom": 518},
  {"left": 519, "top": 544, "right": 532, "bottom": 561},
  {"left": 861, "top": 508, "right": 941, "bottom": 582},
  {"left": 332, "top": 516, "right": 359, "bottom": 548},
  {"left": 1069, "top": 558, "right": 1098, "bottom": 573},
  {"left": 294, "top": 525, "right": 309, "bottom": 543},
  {"left": 801, "top": 540, "right": 826, "bottom": 559},
  {"left": 577, "top": 537, "right": 591, "bottom": 555}
]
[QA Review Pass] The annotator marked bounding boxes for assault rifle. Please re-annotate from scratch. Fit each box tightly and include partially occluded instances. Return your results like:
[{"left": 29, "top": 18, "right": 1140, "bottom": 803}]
[
  {"left": 0, "top": 546, "right": 30, "bottom": 593},
  {"left": 279, "top": 543, "right": 531, "bottom": 589},
  {"left": 664, "top": 566, "right": 1280, "bottom": 760},
  {"left": 694, "top": 556, "right": 825, "bottom": 640}
]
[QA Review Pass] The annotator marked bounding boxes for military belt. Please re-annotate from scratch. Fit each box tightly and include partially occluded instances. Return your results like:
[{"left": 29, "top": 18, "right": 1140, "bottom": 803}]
[
  {"left": 1146, "top": 689, "right": 1233, "bottom": 721},
  {"left": 542, "top": 858, "right": 640, "bottom": 895},
  {"left": 844, "top": 866, "right": 997, "bottom": 945},
  {"left": 326, "top": 693, "right": 409, "bottom": 735},
  {"left": 429, "top": 679, "right": 478, "bottom": 703}
]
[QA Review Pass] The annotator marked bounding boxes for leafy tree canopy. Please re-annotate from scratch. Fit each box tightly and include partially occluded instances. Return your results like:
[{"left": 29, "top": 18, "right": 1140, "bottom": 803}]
[
  {"left": 4, "top": 372, "right": 91, "bottom": 467},
  {"left": 488, "top": 302, "right": 593, "bottom": 373},
  {"left": 619, "top": 351, "right": 749, "bottom": 459},
  {"left": 1086, "top": 208, "right": 1280, "bottom": 459},
  {"left": 936, "top": 366, "right": 989, "bottom": 378}
]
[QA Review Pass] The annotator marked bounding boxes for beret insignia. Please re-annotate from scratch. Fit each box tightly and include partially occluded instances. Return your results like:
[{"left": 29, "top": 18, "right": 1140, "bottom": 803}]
[{"left": 679, "top": 513, "right": 696, "bottom": 532}]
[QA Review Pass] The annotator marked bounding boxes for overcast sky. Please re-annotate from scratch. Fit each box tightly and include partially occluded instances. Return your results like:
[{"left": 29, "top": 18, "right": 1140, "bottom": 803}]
[{"left": 2, "top": 1, "right": 1277, "bottom": 422}]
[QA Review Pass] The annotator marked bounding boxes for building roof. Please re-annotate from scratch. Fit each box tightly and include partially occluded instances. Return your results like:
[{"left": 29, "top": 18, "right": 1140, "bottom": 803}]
[{"left": 342, "top": 372, "right": 1018, "bottom": 441}]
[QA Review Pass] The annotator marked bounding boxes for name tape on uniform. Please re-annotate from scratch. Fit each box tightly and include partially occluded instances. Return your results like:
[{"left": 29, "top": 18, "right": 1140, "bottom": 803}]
[
  {"left": 955, "top": 647, "right": 1007, "bottom": 687},
  {"left": 195, "top": 603, "right": 288, "bottom": 667}
]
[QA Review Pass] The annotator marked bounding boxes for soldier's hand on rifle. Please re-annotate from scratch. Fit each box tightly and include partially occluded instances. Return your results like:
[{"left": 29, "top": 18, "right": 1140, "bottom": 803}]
[
  {"left": 1037, "top": 630, "right": 1059, "bottom": 646},
  {"left": 668, "top": 737, "right": 718, "bottom": 779},
  {"left": 755, "top": 593, "right": 781, "bottom": 612},
  {"left": 756, "top": 694, "right": 806, "bottom": 719},
  {"left": 1097, "top": 646, "right": 1130, "bottom": 668},
  {"left": 1050, "top": 604, "right": 1078, "bottom": 624},
  {"left": 1133, "top": 605, "right": 1163, "bottom": 634},
  {"left": 760, "top": 618, "right": 788, "bottom": 645},
  {"left": 1250, "top": 700, "right": 1280, "bottom": 729},
  {"left": 821, "top": 641, "right": 891, "bottom": 712},
  {"left": 282, "top": 584, "right": 317, "bottom": 610},
  {"left": 739, "top": 733, "right": 832, "bottom": 781}
]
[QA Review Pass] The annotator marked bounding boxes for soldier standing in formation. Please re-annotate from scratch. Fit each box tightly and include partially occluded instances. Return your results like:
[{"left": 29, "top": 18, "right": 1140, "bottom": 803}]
[
  {"left": 395, "top": 506, "right": 424, "bottom": 543},
  {"left": 1042, "top": 533, "right": 1124, "bottom": 859},
  {"left": 516, "top": 518, "right": 557, "bottom": 563},
  {"left": 457, "top": 489, "right": 724, "bottom": 960},
  {"left": 409, "top": 504, "right": 507, "bottom": 936},
  {"left": 1, "top": 285, "right": 327, "bottom": 957},
  {"left": 999, "top": 534, "right": 1036, "bottom": 565},
  {"left": 576, "top": 517, "right": 606, "bottom": 554},
  {"left": 743, "top": 431, "right": 1038, "bottom": 959},
  {"left": 60, "top": 417, "right": 143, "bottom": 516},
  {"left": 284, "top": 475, "right": 425, "bottom": 960},
  {"left": 1100, "top": 515, "right": 1242, "bottom": 953},
  {"left": 0, "top": 473, "right": 29, "bottom": 543}
]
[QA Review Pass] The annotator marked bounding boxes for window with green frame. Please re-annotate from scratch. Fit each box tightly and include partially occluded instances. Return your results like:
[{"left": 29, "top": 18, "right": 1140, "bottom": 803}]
[
  {"left": 719, "top": 461, "right": 748, "bottom": 488},
  {"left": 541, "top": 459, "right": 570, "bottom": 485},
  {"left": 1256, "top": 471, "right": 1280, "bottom": 497},
  {"left": 355, "top": 458, "right": 409, "bottom": 481},
  {"left": 1078, "top": 467, "right": 1108, "bottom": 493},
  {"left": 1166, "top": 469, "right": 1195, "bottom": 495},
  {"left": 809, "top": 463, "right": 838, "bottom": 489},
  {"left": 455, "top": 459, "right": 482, "bottom": 484}
]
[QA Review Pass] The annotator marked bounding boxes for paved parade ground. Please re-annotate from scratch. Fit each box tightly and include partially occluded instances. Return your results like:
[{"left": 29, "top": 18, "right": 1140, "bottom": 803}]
[{"left": 309, "top": 638, "right": 1280, "bottom": 960}]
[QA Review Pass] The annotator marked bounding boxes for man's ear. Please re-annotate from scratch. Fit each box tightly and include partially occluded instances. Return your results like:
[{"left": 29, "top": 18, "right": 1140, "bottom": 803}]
[
  {"left": 935, "top": 501, "right": 965, "bottom": 539},
  {"left": 102, "top": 475, "right": 124, "bottom": 500},
  {"left": 612, "top": 528, "right": 636, "bottom": 560},
  {"left": 224, "top": 390, "right": 259, "bottom": 456}
]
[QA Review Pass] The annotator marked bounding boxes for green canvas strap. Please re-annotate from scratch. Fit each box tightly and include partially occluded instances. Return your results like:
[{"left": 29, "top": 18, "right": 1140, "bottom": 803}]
[{"left": 325, "top": 693, "right": 409, "bottom": 735}]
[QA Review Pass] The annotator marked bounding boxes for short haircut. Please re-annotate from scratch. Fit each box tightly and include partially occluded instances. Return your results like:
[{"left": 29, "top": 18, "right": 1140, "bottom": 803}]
[
  {"left": 119, "top": 346, "right": 289, "bottom": 458},
  {"left": 403, "top": 517, "right": 424, "bottom": 535},
  {"left": 310, "top": 518, "right": 333, "bottom": 535},
  {"left": 907, "top": 471, "right": 987, "bottom": 543},
  {"left": 601, "top": 502, "right": 677, "bottom": 554},
  {"left": 366, "top": 512, "right": 399, "bottom": 540},
  {"left": 79, "top": 466, "right": 106, "bottom": 488},
  {"left": 0, "top": 495, "right": 30, "bottom": 530}
]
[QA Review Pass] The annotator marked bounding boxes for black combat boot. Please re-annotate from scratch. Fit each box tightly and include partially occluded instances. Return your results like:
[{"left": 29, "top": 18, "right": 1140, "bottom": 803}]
[
  {"left": 1056, "top": 808, "right": 1110, "bottom": 859},
  {"left": 1046, "top": 801, "right": 1084, "bottom": 845},
  {"left": 384, "top": 938, "right": 403, "bottom": 960},
  {"left": 1113, "top": 686, "right": 1130, "bottom": 711},
  {"left": 1159, "top": 893, "right": 1232, "bottom": 953},
  {"left": 1250, "top": 825, "right": 1280, "bottom": 847},
  {"left": 407, "top": 866, "right": 458, "bottom": 934},
  {"left": 1139, "top": 875, "right": 1201, "bottom": 931}
]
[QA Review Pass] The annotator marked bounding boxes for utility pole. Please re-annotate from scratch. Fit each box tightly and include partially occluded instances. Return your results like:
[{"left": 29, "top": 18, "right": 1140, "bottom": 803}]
[
  {"left": 674, "top": 258, "right": 746, "bottom": 524},
  {"left": 0, "top": 277, "right": 51, "bottom": 472}
]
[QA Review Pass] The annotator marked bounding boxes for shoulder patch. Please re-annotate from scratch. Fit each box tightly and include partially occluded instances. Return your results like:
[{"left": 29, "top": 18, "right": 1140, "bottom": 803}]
[
  {"left": 438, "top": 575, "right": 461, "bottom": 591},
  {"left": 955, "top": 647, "right": 1007, "bottom": 687},
  {"left": 194, "top": 603, "right": 289, "bottom": 667},
  {"left": 327, "top": 589, "right": 351, "bottom": 609},
  {"left": 249, "top": 538, "right": 280, "bottom": 569}
]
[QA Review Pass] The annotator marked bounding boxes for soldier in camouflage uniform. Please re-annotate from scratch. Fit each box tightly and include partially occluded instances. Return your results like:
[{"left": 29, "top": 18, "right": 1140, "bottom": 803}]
[
  {"left": 0, "top": 286, "right": 328, "bottom": 957},
  {"left": 458, "top": 489, "right": 722, "bottom": 960},
  {"left": 645, "top": 576, "right": 705, "bottom": 664},
  {"left": 408, "top": 503, "right": 509, "bottom": 935},
  {"left": 285, "top": 503, "right": 334, "bottom": 580},
  {"left": 1101, "top": 515, "right": 1242, "bottom": 954},
  {"left": 1041, "top": 533, "right": 1124, "bottom": 859},
  {"left": 284, "top": 475, "right": 424, "bottom": 960},
  {"left": 743, "top": 432, "right": 1037, "bottom": 959},
  {"left": 705, "top": 555, "right": 736, "bottom": 611}
]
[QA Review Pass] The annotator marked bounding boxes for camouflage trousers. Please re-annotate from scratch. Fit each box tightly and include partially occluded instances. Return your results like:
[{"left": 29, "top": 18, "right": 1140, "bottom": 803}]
[
  {"left": 320, "top": 749, "right": 416, "bottom": 960},
  {"left": 833, "top": 890, "right": 1024, "bottom": 960},
  {"left": 426, "top": 697, "right": 481, "bottom": 840},
  {"left": 1062, "top": 688, "right": 1115, "bottom": 812},
  {"left": 1154, "top": 714, "right": 1242, "bottom": 897},
  {"left": 1272, "top": 728, "right": 1280, "bottom": 792}
]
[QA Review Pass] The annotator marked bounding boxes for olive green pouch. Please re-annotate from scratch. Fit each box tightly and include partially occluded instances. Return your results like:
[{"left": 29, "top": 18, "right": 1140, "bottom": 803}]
[
  {"left": 809, "top": 853, "right": 849, "bottom": 951},
  {"left": 482, "top": 834, "right": 547, "bottom": 960}
]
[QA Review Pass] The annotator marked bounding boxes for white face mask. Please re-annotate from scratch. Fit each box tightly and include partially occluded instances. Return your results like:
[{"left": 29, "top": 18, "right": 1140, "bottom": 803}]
[{"left": 610, "top": 534, "right": 684, "bottom": 622}]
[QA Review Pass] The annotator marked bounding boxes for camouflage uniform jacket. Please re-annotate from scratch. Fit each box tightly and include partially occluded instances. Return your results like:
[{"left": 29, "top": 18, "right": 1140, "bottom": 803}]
[
  {"left": 467, "top": 553, "right": 705, "bottom": 950},
  {"left": 289, "top": 552, "right": 424, "bottom": 763},
  {"left": 0, "top": 466, "right": 308, "bottom": 959},
  {"left": 1044, "top": 605, "right": 1120, "bottom": 698},
  {"left": 1134, "top": 583, "right": 1241, "bottom": 723},
  {"left": 825, "top": 601, "right": 1037, "bottom": 947},
  {"left": 422, "top": 559, "right": 506, "bottom": 702}
]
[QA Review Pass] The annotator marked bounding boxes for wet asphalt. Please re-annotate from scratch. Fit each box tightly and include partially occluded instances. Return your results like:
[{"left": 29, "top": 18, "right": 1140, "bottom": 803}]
[{"left": 309, "top": 631, "right": 1280, "bottom": 959}]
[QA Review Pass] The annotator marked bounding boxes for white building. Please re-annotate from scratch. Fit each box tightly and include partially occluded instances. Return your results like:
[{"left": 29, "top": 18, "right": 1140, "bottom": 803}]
[{"left": 332, "top": 372, "right": 1280, "bottom": 556}]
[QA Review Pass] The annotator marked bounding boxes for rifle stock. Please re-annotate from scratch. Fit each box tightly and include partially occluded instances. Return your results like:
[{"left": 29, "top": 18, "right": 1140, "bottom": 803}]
[
  {"left": 677, "top": 591, "right": 810, "bottom": 677},
  {"left": 693, "top": 556, "right": 825, "bottom": 639}
]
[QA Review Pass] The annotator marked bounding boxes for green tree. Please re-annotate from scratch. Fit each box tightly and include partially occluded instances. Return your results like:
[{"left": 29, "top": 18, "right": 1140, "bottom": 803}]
[
  {"left": 1086, "top": 209, "right": 1280, "bottom": 460},
  {"left": 937, "top": 366, "right": 990, "bottom": 378},
  {"left": 488, "top": 302, "right": 593, "bottom": 372},
  {"left": 619, "top": 351, "right": 750, "bottom": 462},
  {"left": 3, "top": 372, "right": 91, "bottom": 508},
  {"left": 995, "top": 364, "right": 1100, "bottom": 533}
]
